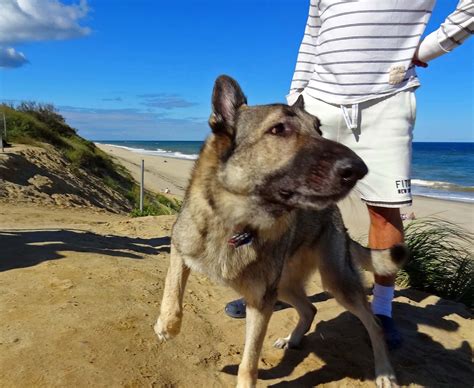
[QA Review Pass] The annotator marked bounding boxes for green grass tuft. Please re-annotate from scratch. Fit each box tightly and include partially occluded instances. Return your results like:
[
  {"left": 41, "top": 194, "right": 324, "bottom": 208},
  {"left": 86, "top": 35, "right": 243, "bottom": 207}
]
[
  {"left": 130, "top": 193, "right": 182, "bottom": 217},
  {"left": 397, "top": 218, "right": 474, "bottom": 308}
]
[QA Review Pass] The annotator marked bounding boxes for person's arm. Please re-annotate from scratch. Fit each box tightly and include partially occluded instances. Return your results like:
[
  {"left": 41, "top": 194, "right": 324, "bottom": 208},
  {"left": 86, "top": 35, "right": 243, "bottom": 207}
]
[
  {"left": 416, "top": 0, "right": 473, "bottom": 63},
  {"left": 287, "top": 0, "right": 320, "bottom": 105}
]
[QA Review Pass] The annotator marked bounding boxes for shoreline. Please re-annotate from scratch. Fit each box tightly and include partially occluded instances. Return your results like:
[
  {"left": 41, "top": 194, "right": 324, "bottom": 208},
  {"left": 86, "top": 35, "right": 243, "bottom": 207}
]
[
  {"left": 96, "top": 143, "right": 193, "bottom": 197},
  {"left": 96, "top": 143, "right": 474, "bottom": 234}
]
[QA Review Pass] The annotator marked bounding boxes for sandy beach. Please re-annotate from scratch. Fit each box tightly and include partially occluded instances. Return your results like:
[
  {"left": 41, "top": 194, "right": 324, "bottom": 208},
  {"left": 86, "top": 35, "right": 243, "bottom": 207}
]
[
  {"left": 1, "top": 202, "right": 473, "bottom": 387},
  {"left": 0, "top": 143, "right": 472, "bottom": 387}
]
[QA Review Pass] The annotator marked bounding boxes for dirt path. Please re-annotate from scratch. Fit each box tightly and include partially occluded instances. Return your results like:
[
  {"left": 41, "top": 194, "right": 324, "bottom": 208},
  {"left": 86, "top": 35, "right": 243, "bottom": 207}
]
[{"left": 0, "top": 203, "right": 472, "bottom": 387}]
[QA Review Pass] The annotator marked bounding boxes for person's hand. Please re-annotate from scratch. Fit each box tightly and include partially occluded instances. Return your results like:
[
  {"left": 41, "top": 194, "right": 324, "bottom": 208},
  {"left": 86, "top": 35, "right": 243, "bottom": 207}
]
[
  {"left": 412, "top": 57, "right": 428, "bottom": 68},
  {"left": 412, "top": 50, "right": 428, "bottom": 68}
]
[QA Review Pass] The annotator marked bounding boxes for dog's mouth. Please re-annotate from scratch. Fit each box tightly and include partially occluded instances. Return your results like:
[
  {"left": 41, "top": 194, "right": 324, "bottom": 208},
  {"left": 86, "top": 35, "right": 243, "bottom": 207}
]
[
  {"left": 262, "top": 186, "right": 351, "bottom": 211},
  {"left": 278, "top": 188, "right": 347, "bottom": 203}
]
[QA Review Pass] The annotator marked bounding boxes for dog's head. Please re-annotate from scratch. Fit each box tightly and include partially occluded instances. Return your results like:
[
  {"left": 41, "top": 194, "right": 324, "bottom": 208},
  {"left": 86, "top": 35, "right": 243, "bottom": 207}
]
[{"left": 208, "top": 75, "right": 367, "bottom": 213}]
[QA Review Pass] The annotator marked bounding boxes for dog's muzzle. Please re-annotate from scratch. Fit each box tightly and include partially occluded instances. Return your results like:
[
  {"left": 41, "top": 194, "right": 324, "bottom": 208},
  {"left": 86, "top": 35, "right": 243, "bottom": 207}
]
[{"left": 257, "top": 140, "right": 369, "bottom": 211}]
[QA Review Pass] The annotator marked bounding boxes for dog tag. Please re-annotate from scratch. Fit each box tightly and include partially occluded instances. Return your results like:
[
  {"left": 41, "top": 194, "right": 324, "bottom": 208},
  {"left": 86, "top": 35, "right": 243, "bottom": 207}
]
[{"left": 228, "top": 232, "right": 253, "bottom": 248}]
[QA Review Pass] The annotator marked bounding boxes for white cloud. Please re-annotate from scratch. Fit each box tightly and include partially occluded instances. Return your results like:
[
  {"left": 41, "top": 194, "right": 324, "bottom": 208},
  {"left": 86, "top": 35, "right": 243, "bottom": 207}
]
[
  {"left": 137, "top": 93, "right": 198, "bottom": 110},
  {"left": 0, "top": 0, "right": 91, "bottom": 44},
  {"left": 0, "top": 46, "right": 28, "bottom": 68},
  {"left": 0, "top": 0, "right": 91, "bottom": 68}
]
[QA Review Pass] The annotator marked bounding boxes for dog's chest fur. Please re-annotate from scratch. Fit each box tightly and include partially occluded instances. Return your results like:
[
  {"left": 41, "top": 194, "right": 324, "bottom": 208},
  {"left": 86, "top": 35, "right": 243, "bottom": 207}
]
[
  {"left": 171, "top": 200, "right": 334, "bottom": 285},
  {"left": 172, "top": 204, "right": 296, "bottom": 283}
]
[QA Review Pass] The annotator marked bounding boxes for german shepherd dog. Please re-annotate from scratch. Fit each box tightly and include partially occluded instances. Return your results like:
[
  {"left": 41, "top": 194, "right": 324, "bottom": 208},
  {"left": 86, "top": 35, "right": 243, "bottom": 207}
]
[{"left": 155, "top": 76, "right": 406, "bottom": 387}]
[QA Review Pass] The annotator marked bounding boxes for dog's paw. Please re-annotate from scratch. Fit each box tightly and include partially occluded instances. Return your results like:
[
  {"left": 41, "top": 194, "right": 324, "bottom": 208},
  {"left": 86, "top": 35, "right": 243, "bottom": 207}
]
[
  {"left": 236, "top": 369, "right": 257, "bottom": 388},
  {"left": 273, "top": 336, "right": 299, "bottom": 350},
  {"left": 154, "top": 315, "right": 181, "bottom": 343},
  {"left": 154, "top": 321, "right": 172, "bottom": 343},
  {"left": 273, "top": 337, "right": 289, "bottom": 349},
  {"left": 375, "top": 374, "right": 399, "bottom": 388}
]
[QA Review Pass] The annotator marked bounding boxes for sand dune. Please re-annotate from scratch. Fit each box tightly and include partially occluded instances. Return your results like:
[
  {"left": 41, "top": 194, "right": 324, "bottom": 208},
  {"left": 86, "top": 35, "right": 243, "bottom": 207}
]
[{"left": 0, "top": 144, "right": 131, "bottom": 213}]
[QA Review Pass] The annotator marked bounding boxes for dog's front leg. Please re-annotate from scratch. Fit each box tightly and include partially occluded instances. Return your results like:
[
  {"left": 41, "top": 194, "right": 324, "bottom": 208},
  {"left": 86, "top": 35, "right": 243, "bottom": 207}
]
[
  {"left": 237, "top": 293, "right": 275, "bottom": 388},
  {"left": 154, "top": 244, "right": 190, "bottom": 342}
]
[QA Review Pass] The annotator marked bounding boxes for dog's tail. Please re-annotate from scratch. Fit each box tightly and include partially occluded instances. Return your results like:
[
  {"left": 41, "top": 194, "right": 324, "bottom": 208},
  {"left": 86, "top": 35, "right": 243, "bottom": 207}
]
[{"left": 349, "top": 241, "right": 409, "bottom": 276}]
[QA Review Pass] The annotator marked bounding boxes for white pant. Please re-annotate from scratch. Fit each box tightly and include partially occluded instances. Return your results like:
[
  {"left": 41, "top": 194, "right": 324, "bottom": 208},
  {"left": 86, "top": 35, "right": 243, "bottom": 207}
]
[{"left": 301, "top": 90, "right": 416, "bottom": 208}]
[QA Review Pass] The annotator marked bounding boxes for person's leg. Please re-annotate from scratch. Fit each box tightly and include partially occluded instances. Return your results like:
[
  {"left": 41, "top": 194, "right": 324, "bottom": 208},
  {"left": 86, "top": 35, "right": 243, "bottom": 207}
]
[
  {"left": 369, "top": 205, "right": 404, "bottom": 285},
  {"left": 332, "top": 91, "right": 416, "bottom": 349},
  {"left": 368, "top": 205, "right": 404, "bottom": 349}
]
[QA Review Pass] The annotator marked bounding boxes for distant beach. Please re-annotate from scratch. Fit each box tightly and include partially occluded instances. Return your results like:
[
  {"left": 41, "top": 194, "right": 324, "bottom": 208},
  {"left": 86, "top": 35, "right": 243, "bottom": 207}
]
[{"left": 97, "top": 141, "right": 474, "bottom": 204}]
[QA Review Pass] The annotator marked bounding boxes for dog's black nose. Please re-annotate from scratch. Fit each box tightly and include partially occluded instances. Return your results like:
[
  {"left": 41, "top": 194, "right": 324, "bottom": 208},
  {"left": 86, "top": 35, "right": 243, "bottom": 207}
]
[{"left": 336, "top": 158, "right": 368, "bottom": 185}]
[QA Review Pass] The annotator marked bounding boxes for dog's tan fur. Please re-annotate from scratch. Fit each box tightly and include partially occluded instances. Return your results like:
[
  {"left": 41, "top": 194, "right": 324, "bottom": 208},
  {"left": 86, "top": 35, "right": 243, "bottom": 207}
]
[{"left": 155, "top": 76, "right": 407, "bottom": 387}]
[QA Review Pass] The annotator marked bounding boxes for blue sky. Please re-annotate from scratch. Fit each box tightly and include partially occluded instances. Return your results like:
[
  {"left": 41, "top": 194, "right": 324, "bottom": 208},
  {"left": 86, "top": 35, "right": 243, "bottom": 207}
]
[{"left": 0, "top": 0, "right": 472, "bottom": 141}]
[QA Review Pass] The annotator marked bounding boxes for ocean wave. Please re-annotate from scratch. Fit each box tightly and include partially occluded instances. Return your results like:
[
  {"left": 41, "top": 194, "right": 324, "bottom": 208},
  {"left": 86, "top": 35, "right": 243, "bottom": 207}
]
[
  {"left": 412, "top": 179, "right": 474, "bottom": 192},
  {"left": 412, "top": 190, "right": 474, "bottom": 203},
  {"left": 101, "top": 144, "right": 198, "bottom": 160},
  {"left": 412, "top": 182, "right": 474, "bottom": 203}
]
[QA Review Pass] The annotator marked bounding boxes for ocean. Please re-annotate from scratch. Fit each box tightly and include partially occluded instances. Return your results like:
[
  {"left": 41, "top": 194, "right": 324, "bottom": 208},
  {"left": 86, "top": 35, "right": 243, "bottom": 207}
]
[{"left": 97, "top": 141, "right": 474, "bottom": 204}]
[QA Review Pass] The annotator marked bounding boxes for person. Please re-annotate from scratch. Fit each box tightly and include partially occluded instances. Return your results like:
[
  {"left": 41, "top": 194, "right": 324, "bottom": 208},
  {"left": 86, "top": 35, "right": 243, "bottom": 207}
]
[{"left": 225, "top": 0, "right": 473, "bottom": 349}]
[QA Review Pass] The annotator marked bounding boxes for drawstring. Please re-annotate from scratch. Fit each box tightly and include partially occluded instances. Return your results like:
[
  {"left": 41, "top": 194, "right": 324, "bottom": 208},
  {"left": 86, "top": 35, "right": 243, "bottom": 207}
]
[{"left": 340, "top": 104, "right": 359, "bottom": 130}]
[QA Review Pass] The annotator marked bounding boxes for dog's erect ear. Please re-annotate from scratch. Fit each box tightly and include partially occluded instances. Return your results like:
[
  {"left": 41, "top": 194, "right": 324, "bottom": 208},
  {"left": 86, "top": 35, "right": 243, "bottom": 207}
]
[
  {"left": 292, "top": 94, "right": 305, "bottom": 110},
  {"left": 209, "top": 75, "right": 247, "bottom": 136}
]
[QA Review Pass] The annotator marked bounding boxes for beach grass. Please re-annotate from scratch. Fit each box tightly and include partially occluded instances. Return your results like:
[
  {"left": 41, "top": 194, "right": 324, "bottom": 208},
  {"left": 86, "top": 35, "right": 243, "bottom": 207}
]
[
  {"left": 397, "top": 218, "right": 474, "bottom": 308},
  {"left": 130, "top": 192, "right": 182, "bottom": 217}
]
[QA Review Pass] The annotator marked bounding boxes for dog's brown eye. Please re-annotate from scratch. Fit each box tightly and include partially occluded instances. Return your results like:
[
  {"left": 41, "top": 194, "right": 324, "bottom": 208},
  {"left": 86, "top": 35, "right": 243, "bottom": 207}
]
[{"left": 268, "top": 123, "right": 290, "bottom": 136}]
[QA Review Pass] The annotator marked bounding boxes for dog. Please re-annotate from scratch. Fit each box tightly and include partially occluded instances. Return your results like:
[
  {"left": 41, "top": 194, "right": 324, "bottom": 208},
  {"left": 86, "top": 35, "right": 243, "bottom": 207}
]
[{"left": 155, "top": 75, "right": 407, "bottom": 387}]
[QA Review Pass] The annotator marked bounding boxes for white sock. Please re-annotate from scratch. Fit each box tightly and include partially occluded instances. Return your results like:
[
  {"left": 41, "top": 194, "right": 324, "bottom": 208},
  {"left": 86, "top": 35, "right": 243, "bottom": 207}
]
[{"left": 371, "top": 283, "right": 394, "bottom": 317}]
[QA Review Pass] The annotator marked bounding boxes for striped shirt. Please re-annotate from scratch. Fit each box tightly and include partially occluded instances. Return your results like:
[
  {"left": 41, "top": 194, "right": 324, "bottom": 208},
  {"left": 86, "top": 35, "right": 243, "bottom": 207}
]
[{"left": 288, "top": 0, "right": 474, "bottom": 105}]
